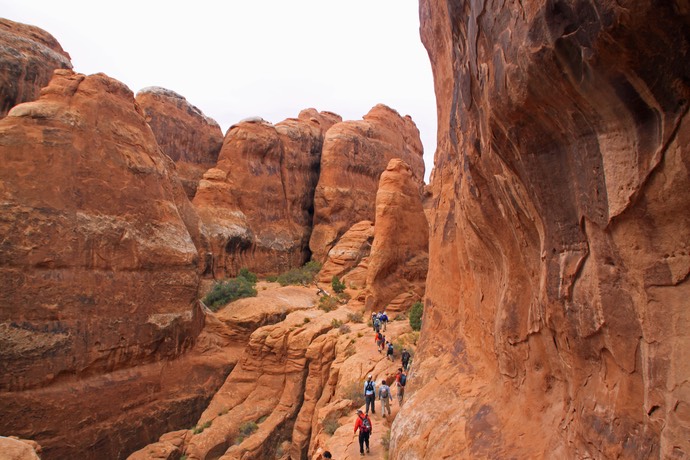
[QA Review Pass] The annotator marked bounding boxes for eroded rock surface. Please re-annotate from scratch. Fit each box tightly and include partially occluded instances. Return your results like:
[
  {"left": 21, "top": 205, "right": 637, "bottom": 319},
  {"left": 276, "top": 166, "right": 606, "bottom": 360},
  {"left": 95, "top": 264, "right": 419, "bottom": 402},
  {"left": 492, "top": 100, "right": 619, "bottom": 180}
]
[
  {"left": 394, "top": 2, "right": 690, "bottom": 459},
  {"left": 317, "top": 220, "right": 374, "bottom": 289},
  {"left": 136, "top": 87, "right": 223, "bottom": 199},
  {"left": 0, "top": 70, "right": 222, "bottom": 459},
  {"left": 193, "top": 109, "right": 341, "bottom": 277},
  {"left": 0, "top": 18, "right": 72, "bottom": 118},
  {"left": 309, "top": 105, "right": 425, "bottom": 262},
  {"left": 365, "top": 159, "right": 428, "bottom": 312}
]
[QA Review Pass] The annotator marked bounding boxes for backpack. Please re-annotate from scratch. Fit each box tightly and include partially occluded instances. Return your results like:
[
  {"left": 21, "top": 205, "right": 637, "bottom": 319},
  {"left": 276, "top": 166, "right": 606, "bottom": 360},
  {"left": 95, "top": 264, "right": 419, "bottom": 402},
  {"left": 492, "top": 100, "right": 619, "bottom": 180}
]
[
  {"left": 380, "top": 386, "right": 389, "bottom": 398},
  {"left": 387, "top": 343, "right": 394, "bottom": 354},
  {"left": 361, "top": 416, "right": 371, "bottom": 433},
  {"left": 365, "top": 381, "right": 374, "bottom": 393},
  {"left": 400, "top": 374, "right": 407, "bottom": 386},
  {"left": 374, "top": 318, "right": 381, "bottom": 327},
  {"left": 402, "top": 351, "right": 410, "bottom": 361}
]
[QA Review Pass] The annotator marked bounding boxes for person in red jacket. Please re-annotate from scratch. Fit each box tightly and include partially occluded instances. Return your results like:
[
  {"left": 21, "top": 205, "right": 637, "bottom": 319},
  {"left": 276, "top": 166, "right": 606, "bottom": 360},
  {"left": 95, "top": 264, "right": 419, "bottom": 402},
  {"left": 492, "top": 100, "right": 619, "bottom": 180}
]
[{"left": 353, "top": 409, "right": 373, "bottom": 456}]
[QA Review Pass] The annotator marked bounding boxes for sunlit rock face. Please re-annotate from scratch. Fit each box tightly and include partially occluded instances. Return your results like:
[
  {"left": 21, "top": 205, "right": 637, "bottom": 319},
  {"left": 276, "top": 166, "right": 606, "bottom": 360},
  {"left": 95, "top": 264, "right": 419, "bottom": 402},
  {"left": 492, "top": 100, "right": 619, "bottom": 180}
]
[
  {"left": 365, "top": 158, "right": 428, "bottom": 313},
  {"left": 193, "top": 109, "right": 340, "bottom": 277},
  {"left": 394, "top": 1, "right": 690, "bottom": 459},
  {"left": 309, "top": 104, "right": 425, "bottom": 263},
  {"left": 136, "top": 87, "right": 223, "bottom": 199},
  {"left": 0, "top": 70, "right": 223, "bottom": 459},
  {"left": 0, "top": 18, "right": 72, "bottom": 118}
]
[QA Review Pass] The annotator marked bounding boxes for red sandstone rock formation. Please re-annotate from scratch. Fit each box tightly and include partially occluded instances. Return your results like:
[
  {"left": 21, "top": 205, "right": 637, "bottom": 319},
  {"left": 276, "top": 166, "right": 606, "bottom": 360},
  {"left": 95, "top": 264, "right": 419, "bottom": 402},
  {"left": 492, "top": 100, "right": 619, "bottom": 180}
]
[
  {"left": 317, "top": 220, "right": 374, "bottom": 289},
  {"left": 0, "top": 437, "right": 42, "bottom": 460},
  {"left": 395, "top": 1, "right": 690, "bottom": 458},
  {"left": 193, "top": 109, "right": 341, "bottom": 277},
  {"left": 309, "top": 105, "right": 425, "bottom": 262},
  {"left": 0, "top": 18, "right": 72, "bottom": 118},
  {"left": 136, "top": 87, "right": 223, "bottom": 199},
  {"left": 0, "top": 70, "right": 223, "bottom": 459},
  {"left": 365, "top": 159, "right": 428, "bottom": 313}
]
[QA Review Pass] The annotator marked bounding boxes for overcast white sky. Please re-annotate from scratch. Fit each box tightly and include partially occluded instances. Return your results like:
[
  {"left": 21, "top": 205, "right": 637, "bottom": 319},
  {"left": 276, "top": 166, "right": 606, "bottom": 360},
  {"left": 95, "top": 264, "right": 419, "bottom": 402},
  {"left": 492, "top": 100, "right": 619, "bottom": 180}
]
[{"left": 2, "top": 0, "right": 437, "bottom": 182}]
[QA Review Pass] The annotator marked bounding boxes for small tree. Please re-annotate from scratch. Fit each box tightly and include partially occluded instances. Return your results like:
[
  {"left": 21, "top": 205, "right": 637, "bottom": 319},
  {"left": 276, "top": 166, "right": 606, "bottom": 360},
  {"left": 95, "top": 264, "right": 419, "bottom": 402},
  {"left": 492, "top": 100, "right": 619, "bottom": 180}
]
[
  {"left": 331, "top": 275, "right": 346, "bottom": 293},
  {"left": 409, "top": 301, "right": 423, "bottom": 331},
  {"left": 238, "top": 267, "right": 257, "bottom": 283}
]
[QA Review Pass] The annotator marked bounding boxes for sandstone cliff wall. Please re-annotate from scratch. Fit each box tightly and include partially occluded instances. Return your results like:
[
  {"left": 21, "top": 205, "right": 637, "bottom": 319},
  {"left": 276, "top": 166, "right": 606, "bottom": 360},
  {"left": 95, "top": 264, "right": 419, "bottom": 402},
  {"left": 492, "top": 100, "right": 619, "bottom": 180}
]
[
  {"left": 309, "top": 105, "right": 425, "bottom": 262},
  {"left": 0, "top": 18, "right": 72, "bottom": 118},
  {"left": 136, "top": 87, "right": 223, "bottom": 199},
  {"left": 394, "top": 2, "right": 690, "bottom": 458},
  {"left": 193, "top": 110, "right": 340, "bottom": 277},
  {"left": 0, "top": 70, "right": 227, "bottom": 459}
]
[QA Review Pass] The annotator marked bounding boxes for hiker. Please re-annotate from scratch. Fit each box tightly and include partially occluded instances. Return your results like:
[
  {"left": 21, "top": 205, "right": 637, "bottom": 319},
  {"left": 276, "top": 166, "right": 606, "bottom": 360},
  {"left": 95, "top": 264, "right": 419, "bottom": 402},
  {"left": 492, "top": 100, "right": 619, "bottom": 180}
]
[
  {"left": 395, "top": 368, "right": 407, "bottom": 405},
  {"left": 401, "top": 347, "right": 411, "bottom": 370},
  {"left": 379, "top": 379, "right": 393, "bottom": 417},
  {"left": 380, "top": 310, "right": 389, "bottom": 331},
  {"left": 363, "top": 374, "right": 377, "bottom": 414},
  {"left": 374, "top": 331, "right": 383, "bottom": 352},
  {"left": 371, "top": 312, "right": 378, "bottom": 332},
  {"left": 386, "top": 341, "right": 394, "bottom": 362},
  {"left": 373, "top": 315, "right": 381, "bottom": 333},
  {"left": 354, "top": 409, "right": 373, "bottom": 456},
  {"left": 377, "top": 334, "right": 386, "bottom": 353}
]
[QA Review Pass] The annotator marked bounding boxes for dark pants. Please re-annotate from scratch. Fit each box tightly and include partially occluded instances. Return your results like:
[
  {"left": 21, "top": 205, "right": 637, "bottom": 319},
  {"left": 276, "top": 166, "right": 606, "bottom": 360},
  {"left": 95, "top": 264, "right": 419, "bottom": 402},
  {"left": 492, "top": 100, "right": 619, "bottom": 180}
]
[
  {"left": 358, "top": 431, "right": 370, "bottom": 453},
  {"left": 365, "top": 393, "right": 376, "bottom": 413}
]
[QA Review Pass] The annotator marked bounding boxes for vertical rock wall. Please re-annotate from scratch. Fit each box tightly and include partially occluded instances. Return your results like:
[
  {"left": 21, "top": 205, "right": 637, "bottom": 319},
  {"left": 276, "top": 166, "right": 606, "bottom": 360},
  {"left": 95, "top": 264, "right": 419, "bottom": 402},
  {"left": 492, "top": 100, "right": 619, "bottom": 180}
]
[
  {"left": 395, "top": 1, "right": 690, "bottom": 458},
  {"left": 309, "top": 104, "right": 425, "bottom": 262}
]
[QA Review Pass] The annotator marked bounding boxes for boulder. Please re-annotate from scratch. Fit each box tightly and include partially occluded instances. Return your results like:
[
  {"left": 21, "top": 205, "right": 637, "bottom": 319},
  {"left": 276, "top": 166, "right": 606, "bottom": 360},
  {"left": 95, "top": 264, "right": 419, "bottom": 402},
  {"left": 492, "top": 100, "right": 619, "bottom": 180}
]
[
  {"left": 394, "top": 1, "right": 690, "bottom": 458},
  {"left": 309, "top": 104, "right": 424, "bottom": 262},
  {"left": 136, "top": 87, "right": 223, "bottom": 199},
  {"left": 0, "top": 436, "right": 41, "bottom": 460},
  {"left": 317, "top": 220, "right": 374, "bottom": 288},
  {"left": 0, "top": 18, "right": 72, "bottom": 118}
]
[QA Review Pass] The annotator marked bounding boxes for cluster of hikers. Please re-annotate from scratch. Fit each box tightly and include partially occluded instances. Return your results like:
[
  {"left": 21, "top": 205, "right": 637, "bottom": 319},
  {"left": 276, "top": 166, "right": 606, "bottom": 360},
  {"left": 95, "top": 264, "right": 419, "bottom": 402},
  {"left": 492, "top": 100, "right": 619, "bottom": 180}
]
[{"left": 320, "top": 310, "right": 414, "bottom": 458}]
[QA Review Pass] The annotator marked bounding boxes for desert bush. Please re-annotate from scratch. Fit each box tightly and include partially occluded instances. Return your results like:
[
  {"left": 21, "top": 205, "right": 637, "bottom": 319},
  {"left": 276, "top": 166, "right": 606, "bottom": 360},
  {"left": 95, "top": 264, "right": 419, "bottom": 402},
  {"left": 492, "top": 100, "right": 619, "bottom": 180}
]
[
  {"left": 192, "top": 420, "right": 212, "bottom": 434},
  {"left": 342, "top": 380, "right": 365, "bottom": 408},
  {"left": 319, "top": 295, "right": 339, "bottom": 312},
  {"left": 235, "top": 421, "right": 259, "bottom": 444},
  {"left": 303, "top": 317, "right": 311, "bottom": 324},
  {"left": 339, "top": 324, "right": 351, "bottom": 334},
  {"left": 323, "top": 414, "right": 340, "bottom": 436},
  {"left": 347, "top": 311, "right": 363, "bottom": 323},
  {"left": 331, "top": 275, "right": 346, "bottom": 293},
  {"left": 331, "top": 318, "right": 343, "bottom": 328},
  {"left": 238, "top": 267, "right": 258, "bottom": 283},
  {"left": 276, "top": 261, "right": 321, "bottom": 286},
  {"left": 203, "top": 276, "right": 257, "bottom": 311},
  {"left": 409, "top": 301, "right": 423, "bottom": 331}
]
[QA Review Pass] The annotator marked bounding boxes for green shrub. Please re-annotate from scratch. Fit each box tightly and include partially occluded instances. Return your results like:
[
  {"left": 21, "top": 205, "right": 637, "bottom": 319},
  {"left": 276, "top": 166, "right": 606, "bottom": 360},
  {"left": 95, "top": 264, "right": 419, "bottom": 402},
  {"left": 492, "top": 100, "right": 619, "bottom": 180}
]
[
  {"left": 235, "top": 421, "right": 259, "bottom": 444},
  {"left": 276, "top": 261, "right": 321, "bottom": 286},
  {"left": 203, "top": 276, "right": 257, "bottom": 311},
  {"left": 266, "top": 275, "right": 278, "bottom": 282},
  {"left": 409, "top": 301, "right": 423, "bottom": 331},
  {"left": 331, "top": 318, "right": 344, "bottom": 328},
  {"left": 192, "top": 420, "right": 212, "bottom": 434},
  {"left": 323, "top": 414, "right": 340, "bottom": 435},
  {"left": 239, "top": 268, "right": 257, "bottom": 283},
  {"left": 339, "top": 324, "right": 351, "bottom": 334},
  {"left": 331, "top": 275, "right": 346, "bottom": 293},
  {"left": 337, "top": 291, "right": 351, "bottom": 302},
  {"left": 319, "top": 295, "right": 339, "bottom": 312}
]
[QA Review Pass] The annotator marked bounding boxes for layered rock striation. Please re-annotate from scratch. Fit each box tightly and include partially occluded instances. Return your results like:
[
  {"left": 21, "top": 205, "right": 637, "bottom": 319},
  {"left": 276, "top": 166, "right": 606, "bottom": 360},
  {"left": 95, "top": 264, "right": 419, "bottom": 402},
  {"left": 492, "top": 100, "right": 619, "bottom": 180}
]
[
  {"left": 193, "top": 109, "right": 341, "bottom": 277},
  {"left": 136, "top": 87, "right": 223, "bottom": 199},
  {"left": 309, "top": 104, "right": 425, "bottom": 262},
  {"left": 0, "top": 18, "right": 72, "bottom": 118},
  {"left": 0, "top": 70, "right": 223, "bottom": 459},
  {"left": 394, "top": 1, "right": 690, "bottom": 459}
]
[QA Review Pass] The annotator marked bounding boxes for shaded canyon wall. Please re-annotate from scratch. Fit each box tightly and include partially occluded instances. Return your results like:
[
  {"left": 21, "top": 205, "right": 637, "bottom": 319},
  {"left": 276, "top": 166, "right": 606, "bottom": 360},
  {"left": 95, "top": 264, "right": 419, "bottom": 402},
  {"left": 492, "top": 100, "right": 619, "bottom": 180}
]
[{"left": 393, "top": 1, "right": 690, "bottom": 459}]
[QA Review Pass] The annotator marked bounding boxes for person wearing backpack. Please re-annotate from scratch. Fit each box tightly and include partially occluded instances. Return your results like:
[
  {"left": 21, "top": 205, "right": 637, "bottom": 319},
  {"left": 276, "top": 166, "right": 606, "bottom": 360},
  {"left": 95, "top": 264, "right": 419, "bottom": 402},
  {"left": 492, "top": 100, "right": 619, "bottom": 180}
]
[
  {"left": 379, "top": 379, "right": 393, "bottom": 417},
  {"left": 386, "top": 341, "right": 394, "bottom": 362},
  {"left": 395, "top": 368, "right": 407, "bottom": 405},
  {"left": 363, "top": 374, "right": 377, "bottom": 414},
  {"left": 380, "top": 310, "right": 389, "bottom": 331},
  {"left": 401, "top": 348, "right": 411, "bottom": 370},
  {"left": 354, "top": 408, "right": 373, "bottom": 456}
]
